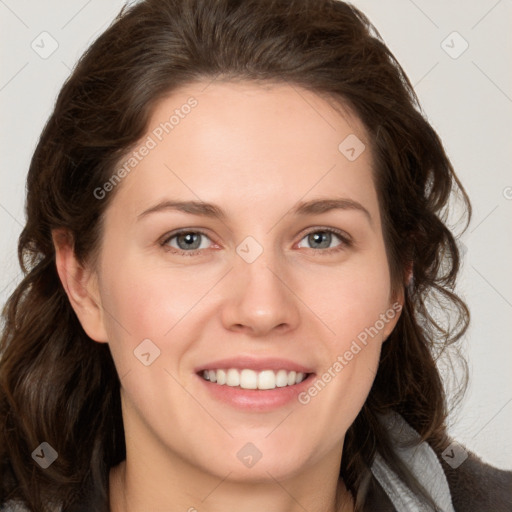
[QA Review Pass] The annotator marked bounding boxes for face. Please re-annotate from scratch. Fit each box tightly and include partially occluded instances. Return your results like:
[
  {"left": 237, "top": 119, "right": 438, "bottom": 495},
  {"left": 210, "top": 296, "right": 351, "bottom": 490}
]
[{"left": 81, "top": 81, "right": 402, "bottom": 483}]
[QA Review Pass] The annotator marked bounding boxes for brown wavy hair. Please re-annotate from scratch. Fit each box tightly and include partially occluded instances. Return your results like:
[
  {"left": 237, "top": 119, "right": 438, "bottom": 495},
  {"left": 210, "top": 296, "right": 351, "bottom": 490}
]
[{"left": 0, "top": 0, "right": 471, "bottom": 510}]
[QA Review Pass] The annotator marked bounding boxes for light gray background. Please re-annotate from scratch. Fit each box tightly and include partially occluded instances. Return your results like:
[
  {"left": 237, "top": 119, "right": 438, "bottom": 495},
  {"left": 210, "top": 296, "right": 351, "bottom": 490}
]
[{"left": 1, "top": 1, "right": 511, "bottom": 469}]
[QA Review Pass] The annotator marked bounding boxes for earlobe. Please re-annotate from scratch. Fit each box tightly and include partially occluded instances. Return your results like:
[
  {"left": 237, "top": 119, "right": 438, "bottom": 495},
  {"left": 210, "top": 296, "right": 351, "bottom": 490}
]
[
  {"left": 405, "top": 261, "right": 414, "bottom": 288},
  {"left": 382, "top": 261, "right": 412, "bottom": 340},
  {"left": 383, "top": 262, "right": 412, "bottom": 340},
  {"left": 383, "top": 290, "right": 405, "bottom": 342},
  {"left": 52, "top": 228, "right": 108, "bottom": 343}
]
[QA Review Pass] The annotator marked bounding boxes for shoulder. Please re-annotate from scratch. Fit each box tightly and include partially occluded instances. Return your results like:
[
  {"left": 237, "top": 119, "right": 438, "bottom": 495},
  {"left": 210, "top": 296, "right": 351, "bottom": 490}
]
[
  {"left": 0, "top": 501, "right": 64, "bottom": 512},
  {"left": 440, "top": 445, "right": 512, "bottom": 511},
  {"left": 368, "top": 412, "right": 512, "bottom": 511},
  {"left": 365, "top": 444, "right": 512, "bottom": 512},
  {"left": 0, "top": 502, "right": 29, "bottom": 511}
]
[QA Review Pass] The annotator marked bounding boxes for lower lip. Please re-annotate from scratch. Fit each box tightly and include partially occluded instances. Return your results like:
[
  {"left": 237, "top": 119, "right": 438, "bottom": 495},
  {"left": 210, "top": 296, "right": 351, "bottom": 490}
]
[{"left": 196, "top": 373, "right": 316, "bottom": 411}]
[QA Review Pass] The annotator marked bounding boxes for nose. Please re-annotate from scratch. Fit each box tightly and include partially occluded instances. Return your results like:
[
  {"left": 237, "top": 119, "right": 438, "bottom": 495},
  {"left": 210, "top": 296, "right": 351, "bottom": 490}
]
[{"left": 220, "top": 251, "right": 301, "bottom": 337}]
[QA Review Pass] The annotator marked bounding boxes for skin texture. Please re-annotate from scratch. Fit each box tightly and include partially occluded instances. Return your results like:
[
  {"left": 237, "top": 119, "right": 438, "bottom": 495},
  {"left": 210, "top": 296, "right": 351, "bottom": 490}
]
[{"left": 53, "top": 81, "right": 403, "bottom": 512}]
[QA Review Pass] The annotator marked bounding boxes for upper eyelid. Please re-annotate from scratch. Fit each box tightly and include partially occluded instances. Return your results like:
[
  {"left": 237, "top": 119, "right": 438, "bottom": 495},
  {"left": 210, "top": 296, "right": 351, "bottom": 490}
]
[
  {"left": 161, "top": 227, "right": 351, "bottom": 249},
  {"left": 161, "top": 228, "right": 214, "bottom": 246},
  {"left": 296, "top": 228, "right": 352, "bottom": 250}
]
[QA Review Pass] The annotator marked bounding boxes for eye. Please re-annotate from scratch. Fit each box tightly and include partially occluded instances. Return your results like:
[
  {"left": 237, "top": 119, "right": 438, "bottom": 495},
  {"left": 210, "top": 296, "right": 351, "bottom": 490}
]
[
  {"left": 161, "top": 230, "right": 214, "bottom": 255},
  {"left": 296, "top": 228, "right": 351, "bottom": 252},
  {"left": 159, "top": 227, "right": 351, "bottom": 256}
]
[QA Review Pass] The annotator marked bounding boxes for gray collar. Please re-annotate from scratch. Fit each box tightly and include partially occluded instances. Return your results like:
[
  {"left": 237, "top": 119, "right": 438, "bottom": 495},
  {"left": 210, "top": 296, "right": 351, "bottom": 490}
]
[{"left": 370, "top": 412, "right": 455, "bottom": 512}]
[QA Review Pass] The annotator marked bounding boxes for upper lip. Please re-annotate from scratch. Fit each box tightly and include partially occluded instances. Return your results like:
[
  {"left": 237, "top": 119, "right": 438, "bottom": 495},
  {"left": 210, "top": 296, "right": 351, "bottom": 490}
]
[{"left": 195, "top": 356, "right": 315, "bottom": 374}]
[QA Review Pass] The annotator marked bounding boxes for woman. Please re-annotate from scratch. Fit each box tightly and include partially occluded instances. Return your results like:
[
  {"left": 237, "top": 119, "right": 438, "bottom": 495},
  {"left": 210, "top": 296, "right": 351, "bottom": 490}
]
[{"left": 1, "top": 0, "right": 510, "bottom": 510}]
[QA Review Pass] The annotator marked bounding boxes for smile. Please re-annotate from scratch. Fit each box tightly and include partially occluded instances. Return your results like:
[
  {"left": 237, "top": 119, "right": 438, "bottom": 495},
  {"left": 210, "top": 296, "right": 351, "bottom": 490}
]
[{"left": 200, "top": 368, "right": 309, "bottom": 390}]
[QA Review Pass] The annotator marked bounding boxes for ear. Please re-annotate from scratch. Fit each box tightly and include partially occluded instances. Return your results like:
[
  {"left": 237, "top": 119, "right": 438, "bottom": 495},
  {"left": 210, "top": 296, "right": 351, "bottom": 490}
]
[
  {"left": 382, "top": 268, "right": 409, "bottom": 341},
  {"left": 52, "top": 228, "right": 108, "bottom": 343},
  {"left": 405, "top": 260, "right": 414, "bottom": 288},
  {"left": 382, "top": 297, "right": 404, "bottom": 341}
]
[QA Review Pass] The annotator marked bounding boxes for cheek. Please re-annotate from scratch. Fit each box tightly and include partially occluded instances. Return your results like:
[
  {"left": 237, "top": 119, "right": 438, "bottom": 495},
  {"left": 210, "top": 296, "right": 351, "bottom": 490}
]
[
  {"left": 294, "top": 247, "right": 392, "bottom": 420},
  {"left": 298, "top": 249, "right": 393, "bottom": 344},
  {"left": 99, "top": 251, "right": 215, "bottom": 336},
  {"left": 96, "top": 248, "right": 229, "bottom": 383},
  {"left": 96, "top": 255, "right": 190, "bottom": 371}
]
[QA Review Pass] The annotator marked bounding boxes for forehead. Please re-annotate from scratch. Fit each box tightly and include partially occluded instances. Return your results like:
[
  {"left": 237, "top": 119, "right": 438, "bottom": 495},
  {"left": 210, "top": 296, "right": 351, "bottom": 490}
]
[{"left": 109, "top": 80, "right": 377, "bottom": 221}]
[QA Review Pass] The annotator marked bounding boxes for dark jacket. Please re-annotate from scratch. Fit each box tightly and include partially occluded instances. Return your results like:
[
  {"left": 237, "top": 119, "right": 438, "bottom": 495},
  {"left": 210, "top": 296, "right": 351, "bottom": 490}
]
[{"left": 365, "top": 448, "right": 512, "bottom": 511}]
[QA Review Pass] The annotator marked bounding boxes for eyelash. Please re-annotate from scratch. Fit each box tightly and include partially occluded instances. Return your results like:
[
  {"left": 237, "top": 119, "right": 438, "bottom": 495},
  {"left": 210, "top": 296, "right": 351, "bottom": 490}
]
[{"left": 159, "top": 227, "right": 352, "bottom": 256}]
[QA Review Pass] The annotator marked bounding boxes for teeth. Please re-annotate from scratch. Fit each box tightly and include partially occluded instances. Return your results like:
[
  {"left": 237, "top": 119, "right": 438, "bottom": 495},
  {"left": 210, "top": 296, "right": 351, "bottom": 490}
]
[
  {"left": 201, "top": 368, "right": 308, "bottom": 390},
  {"left": 217, "top": 369, "right": 227, "bottom": 385},
  {"left": 275, "top": 369, "right": 289, "bottom": 387},
  {"left": 226, "top": 369, "right": 240, "bottom": 387},
  {"left": 240, "top": 369, "right": 258, "bottom": 389},
  {"left": 258, "top": 370, "right": 275, "bottom": 390}
]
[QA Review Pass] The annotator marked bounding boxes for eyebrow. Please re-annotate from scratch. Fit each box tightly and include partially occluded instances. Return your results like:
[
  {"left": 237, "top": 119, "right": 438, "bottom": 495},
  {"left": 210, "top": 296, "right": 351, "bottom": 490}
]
[{"left": 137, "top": 197, "right": 372, "bottom": 224}]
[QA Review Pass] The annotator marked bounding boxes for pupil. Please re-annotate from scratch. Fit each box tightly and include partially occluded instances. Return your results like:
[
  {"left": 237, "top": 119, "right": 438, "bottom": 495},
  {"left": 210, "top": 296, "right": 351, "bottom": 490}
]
[
  {"left": 309, "top": 231, "right": 330, "bottom": 249},
  {"left": 178, "top": 233, "right": 200, "bottom": 250}
]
